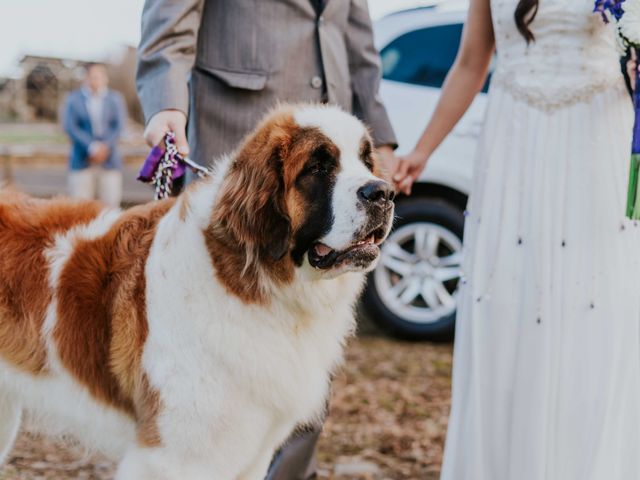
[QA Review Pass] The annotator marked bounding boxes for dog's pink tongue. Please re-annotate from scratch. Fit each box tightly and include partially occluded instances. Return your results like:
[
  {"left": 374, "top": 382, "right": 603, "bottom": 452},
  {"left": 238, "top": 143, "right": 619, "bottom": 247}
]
[{"left": 314, "top": 243, "right": 333, "bottom": 257}]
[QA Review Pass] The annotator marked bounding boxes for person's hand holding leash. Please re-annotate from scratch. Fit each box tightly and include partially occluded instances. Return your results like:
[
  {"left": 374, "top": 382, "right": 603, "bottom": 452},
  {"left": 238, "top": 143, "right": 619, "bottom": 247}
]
[{"left": 144, "top": 109, "right": 190, "bottom": 155}]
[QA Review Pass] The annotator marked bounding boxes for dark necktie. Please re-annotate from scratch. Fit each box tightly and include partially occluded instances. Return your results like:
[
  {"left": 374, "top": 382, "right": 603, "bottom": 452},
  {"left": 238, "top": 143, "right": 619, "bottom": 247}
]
[
  {"left": 310, "top": 0, "right": 327, "bottom": 17},
  {"left": 310, "top": 0, "right": 329, "bottom": 100}
]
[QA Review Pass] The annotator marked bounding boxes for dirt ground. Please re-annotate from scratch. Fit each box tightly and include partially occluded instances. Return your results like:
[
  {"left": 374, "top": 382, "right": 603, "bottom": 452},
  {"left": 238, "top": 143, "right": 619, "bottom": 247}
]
[{"left": 0, "top": 336, "right": 453, "bottom": 480}]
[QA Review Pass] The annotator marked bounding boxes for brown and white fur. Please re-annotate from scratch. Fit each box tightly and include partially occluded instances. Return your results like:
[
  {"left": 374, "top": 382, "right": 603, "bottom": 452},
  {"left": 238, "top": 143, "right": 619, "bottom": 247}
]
[{"left": 0, "top": 104, "right": 395, "bottom": 479}]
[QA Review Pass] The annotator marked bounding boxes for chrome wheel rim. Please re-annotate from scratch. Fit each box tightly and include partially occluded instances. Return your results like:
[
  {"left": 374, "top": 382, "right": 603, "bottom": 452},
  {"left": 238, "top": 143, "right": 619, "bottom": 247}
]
[{"left": 374, "top": 222, "right": 462, "bottom": 324}]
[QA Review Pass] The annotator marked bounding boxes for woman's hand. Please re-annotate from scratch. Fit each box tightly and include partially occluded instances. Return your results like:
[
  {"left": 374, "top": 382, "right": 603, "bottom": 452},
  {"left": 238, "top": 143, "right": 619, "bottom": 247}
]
[
  {"left": 393, "top": 149, "right": 430, "bottom": 196},
  {"left": 627, "top": 49, "right": 638, "bottom": 92},
  {"left": 391, "top": 0, "right": 494, "bottom": 196}
]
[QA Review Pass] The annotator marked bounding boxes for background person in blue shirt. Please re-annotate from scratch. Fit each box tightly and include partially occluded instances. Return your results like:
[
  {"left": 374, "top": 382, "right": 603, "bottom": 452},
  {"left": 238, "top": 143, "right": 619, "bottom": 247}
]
[{"left": 63, "top": 63, "right": 127, "bottom": 207}]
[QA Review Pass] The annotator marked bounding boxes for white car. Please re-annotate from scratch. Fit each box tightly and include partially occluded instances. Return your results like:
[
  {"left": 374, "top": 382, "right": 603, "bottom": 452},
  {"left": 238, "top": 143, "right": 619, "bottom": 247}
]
[{"left": 362, "top": 3, "right": 490, "bottom": 340}]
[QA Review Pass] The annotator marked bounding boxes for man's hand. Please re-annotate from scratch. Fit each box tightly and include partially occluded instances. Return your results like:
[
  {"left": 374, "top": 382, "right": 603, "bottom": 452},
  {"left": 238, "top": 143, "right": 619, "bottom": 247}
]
[
  {"left": 376, "top": 145, "right": 399, "bottom": 184},
  {"left": 144, "top": 109, "right": 190, "bottom": 155},
  {"left": 393, "top": 149, "right": 429, "bottom": 196},
  {"left": 88, "top": 141, "right": 110, "bottom": 165}
]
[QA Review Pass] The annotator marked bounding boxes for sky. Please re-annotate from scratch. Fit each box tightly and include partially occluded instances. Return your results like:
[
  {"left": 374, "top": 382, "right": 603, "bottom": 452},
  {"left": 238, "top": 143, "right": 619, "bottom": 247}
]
[{"left": 0, "top": 0, "right": 435, "bottom": 78}]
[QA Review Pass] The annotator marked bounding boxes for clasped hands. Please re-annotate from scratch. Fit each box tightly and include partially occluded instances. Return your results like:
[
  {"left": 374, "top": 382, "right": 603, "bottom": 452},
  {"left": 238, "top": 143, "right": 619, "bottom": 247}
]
[{"left": 378, "top": 146, "right": 428, "bottom": 197}]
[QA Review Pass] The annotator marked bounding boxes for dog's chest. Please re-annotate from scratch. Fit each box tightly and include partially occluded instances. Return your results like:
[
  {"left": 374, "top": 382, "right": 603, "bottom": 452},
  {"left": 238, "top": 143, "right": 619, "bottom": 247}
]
[
  {"left": 142, "top": 218, "right": 363, "bottom": 440},
  {"left": 144, "top": 292, "right": 354, "bottom": 423},
  {"left": 145, "top": 284, "right": 357, "bottom": 426}
]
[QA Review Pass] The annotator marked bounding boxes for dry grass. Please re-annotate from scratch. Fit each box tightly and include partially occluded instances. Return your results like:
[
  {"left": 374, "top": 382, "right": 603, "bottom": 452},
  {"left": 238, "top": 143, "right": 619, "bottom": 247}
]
[
  {"left": 1, "top": 336, "right": 453, "bottom": 479},
  {"left": 318, "top": 337, "right": 452, "bottom": 479}
]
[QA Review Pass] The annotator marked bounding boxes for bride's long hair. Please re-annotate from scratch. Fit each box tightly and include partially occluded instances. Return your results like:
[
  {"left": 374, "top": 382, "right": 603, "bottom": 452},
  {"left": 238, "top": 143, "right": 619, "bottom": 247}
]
[{"left": 515, "top": 0, "right": 539, "bottom": 43}]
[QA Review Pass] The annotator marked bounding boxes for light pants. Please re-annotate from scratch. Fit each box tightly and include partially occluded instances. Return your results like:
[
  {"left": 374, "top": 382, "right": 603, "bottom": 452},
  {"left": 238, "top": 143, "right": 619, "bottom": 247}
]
[{"left": 68, "top": 167, "right": 123, "bottom": 208}]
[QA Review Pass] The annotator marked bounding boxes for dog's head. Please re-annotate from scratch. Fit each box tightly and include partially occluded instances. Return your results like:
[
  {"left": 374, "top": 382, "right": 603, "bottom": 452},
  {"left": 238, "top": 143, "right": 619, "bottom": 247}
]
[{"left": 207, "top": 104, "right": 395, "bottom": 300}]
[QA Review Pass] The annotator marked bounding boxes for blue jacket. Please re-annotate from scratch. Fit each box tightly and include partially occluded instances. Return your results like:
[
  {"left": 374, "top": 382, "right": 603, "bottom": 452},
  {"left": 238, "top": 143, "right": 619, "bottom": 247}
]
[{"left": 63, "top": 89, "right": 127, "bottom": 170}]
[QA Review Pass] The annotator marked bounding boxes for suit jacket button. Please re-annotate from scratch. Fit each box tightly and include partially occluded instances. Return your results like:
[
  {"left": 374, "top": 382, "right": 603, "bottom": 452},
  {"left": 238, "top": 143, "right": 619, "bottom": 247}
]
[{"left": 310, "top": 76, "right": 323, "bottom": 89}]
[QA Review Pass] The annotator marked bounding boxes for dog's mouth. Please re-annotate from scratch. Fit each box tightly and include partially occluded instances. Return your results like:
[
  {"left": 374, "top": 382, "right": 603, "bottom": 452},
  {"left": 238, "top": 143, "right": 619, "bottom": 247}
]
[{"left": 308, "top": 225, "right": 388, "bottom": 270}]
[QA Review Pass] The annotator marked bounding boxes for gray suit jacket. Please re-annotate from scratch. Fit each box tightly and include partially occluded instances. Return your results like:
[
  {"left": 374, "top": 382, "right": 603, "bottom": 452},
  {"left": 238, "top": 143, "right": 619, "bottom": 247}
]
[{"left": 136, "top": 0, "right": 397, "bottom": 164}]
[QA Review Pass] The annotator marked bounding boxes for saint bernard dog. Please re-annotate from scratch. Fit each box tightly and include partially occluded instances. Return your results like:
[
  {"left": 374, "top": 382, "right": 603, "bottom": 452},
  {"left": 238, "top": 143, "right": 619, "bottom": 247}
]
[{"left": 0, "top": 104, "right": 395, "bottom": 479}]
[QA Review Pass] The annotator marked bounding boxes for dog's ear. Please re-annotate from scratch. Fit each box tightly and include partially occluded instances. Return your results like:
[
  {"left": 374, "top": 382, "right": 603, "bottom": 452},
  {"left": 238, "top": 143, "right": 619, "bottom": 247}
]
[
  {"left": 251, "top": 153, "right": 291, "bottom": 261},
  {"left": 213, "top": 119, "right": 293, "bottom": 263}
]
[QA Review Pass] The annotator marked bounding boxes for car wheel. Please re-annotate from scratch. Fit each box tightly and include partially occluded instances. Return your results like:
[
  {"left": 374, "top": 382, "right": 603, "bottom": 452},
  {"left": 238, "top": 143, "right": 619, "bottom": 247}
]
[{"left": 363, "top": 197, "right": 465, "bottom": 341}]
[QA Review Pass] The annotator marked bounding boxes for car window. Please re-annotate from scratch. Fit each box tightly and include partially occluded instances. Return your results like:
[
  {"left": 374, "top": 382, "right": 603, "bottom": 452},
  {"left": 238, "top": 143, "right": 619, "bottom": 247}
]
[{"left": 381, "top": 23, "right": 492, "bottom": 93}]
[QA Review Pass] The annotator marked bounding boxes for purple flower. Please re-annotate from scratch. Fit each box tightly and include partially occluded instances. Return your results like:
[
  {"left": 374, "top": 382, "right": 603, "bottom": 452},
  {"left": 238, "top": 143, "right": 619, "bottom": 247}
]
[{"left": 594, "top": 0, "right": 626, "bottom": 23}]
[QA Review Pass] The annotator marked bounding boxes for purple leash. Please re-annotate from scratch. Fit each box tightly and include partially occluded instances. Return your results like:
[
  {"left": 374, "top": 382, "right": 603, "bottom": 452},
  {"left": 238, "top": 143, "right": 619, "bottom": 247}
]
[{"left": 137, "top": 132, "right": 212, "bottom": 200}]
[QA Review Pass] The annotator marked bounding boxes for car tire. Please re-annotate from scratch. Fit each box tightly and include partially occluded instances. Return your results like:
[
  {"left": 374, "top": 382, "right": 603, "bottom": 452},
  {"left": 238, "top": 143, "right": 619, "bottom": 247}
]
[{"left": 362, "top": 197, "right": 465, "bottom": 342}]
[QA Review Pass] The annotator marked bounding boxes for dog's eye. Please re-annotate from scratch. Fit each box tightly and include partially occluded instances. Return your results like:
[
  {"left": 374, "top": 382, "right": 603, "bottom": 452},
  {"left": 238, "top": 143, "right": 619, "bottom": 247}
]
[
  {"left": 306, "top": 161, "right": 328, "bottom": 175},
  {"left": 304, "top": 147, "right": 335, "bottom": 176},
  {"left": 309, "top": 162, "right": 330, "bottom": 175},
  {"left": 359, "top": 140, "right": 374, "bottom": 171}
]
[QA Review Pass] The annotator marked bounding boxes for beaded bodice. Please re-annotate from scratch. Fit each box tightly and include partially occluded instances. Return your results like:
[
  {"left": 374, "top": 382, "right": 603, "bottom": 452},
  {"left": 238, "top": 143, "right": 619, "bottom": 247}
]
[{"left": 490, "top": 0, "right": 624, "bottom": 111}]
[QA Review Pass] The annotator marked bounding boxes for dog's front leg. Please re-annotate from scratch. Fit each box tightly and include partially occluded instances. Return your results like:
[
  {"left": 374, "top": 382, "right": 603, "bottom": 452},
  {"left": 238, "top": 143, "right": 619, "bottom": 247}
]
[
  {"left": 115, "top": 446, "right": 238, "bottom": 480},
  {"left": 238, "top": 422, "right": 299, "bottom": 480},
  {"left": 0, "top": 394, "right": 21, "bottom": 464},
  {"left": 237, "top": 450, "right": 275, "bottom": 480}
]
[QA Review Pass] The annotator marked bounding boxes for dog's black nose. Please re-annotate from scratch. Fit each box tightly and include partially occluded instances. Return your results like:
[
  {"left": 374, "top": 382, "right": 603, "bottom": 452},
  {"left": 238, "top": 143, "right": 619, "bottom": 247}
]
[{"left": 358, "top": 181, "right": 395, "bottom": 203}]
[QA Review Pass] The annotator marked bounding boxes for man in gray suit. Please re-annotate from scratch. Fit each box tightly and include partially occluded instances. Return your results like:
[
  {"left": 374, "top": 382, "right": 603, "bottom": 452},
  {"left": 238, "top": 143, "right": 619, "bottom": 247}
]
[
  {"left": 137, "top": 0, "right": 397, "bottom": 170},
  {"left": 136, "top": 1, "right": 396, "bottom": 478}
]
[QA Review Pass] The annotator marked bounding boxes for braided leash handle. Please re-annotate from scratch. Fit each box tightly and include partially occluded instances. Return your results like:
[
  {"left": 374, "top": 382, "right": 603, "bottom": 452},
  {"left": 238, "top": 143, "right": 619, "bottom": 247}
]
[
  {"left": 152, "top": 132, "right": 179, "bottom": 200},
  {"left": 137, "top": 132, "right": 212, "bottom": 201}
]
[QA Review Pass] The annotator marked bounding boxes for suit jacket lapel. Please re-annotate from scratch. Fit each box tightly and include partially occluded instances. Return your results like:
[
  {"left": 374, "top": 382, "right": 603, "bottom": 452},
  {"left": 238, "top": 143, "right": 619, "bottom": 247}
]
[
  {"left": 101, "top": 93, "right": 112, "bottom": 138},
  {"left": 77, "top": 92, "right": 93, "bottom": 136}
]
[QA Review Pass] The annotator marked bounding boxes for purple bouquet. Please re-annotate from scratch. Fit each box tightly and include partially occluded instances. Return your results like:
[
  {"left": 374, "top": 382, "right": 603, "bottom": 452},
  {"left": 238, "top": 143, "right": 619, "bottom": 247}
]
[
  {"left": 595, "top": 0, "right": 640, "bottom": 218},
  {"left": 594, "top": 0, "right": 626, "bottom": 21}
]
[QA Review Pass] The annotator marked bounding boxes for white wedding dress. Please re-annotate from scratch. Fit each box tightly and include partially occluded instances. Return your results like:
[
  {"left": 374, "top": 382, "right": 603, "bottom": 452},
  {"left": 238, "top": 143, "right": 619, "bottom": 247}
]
[{"left": 441, "top": 0, "right": 637, "bottom": 479}]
